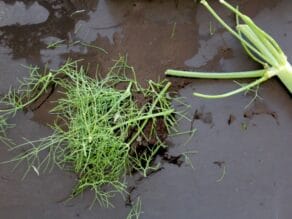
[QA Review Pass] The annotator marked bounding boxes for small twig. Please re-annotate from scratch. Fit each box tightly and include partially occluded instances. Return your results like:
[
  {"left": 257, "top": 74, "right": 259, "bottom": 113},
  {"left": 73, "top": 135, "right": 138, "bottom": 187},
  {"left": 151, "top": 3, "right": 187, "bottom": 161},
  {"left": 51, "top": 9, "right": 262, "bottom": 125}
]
[
  {"left": 80, "top": 42, "right": 108, "bottom": 54},
  {"left": 182, "top": 150, "right": 198, "bottom": 169},
  {"left": 234, "top": 80, "right": 263, "bottom": 109},
  {"left": 209, "top": 21, "right": 215, "bottom": 35},
  {"left": 47, "top": 40, "right": 65, "bottom": 49},
  {"left": 74, "top": 24, "right": 83, "bottom": 34},
  {"left": 71, "top": 10, "right": 86, "bottom": 17},
  {"left": 126, "top": 197, "right": 142, "bottom": 219},
  {"left": 170, "top": 22, "right": 177, "bottom": 39},
  {"left": 215, "top": 162, "right": 226, "bottom": 182}
]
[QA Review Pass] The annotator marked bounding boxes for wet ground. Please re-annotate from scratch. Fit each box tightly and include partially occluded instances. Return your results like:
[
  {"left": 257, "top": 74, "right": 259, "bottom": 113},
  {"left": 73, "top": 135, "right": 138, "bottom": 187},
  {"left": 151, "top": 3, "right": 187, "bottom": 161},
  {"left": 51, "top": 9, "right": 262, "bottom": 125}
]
[{"left": 0, "top": 0, "right": 291, "bottom": 218}]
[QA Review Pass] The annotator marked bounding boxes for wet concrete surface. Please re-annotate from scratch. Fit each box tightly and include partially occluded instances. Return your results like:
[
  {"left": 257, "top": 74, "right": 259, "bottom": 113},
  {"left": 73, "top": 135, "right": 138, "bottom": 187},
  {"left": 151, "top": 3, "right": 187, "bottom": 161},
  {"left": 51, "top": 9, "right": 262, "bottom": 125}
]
[{"left": 0, "top": 0, "right": 291, "bottom": 218}]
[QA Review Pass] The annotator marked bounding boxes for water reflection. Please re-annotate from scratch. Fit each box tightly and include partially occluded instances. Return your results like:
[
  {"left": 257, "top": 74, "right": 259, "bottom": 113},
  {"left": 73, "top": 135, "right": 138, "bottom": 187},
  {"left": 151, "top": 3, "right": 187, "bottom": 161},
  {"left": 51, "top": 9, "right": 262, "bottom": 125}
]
[
  {"left": 0, "top": 0, "right": 99, "bottom": 92},
  {"left": 0, "top": 0, "right": 98, "bottom": 62}
]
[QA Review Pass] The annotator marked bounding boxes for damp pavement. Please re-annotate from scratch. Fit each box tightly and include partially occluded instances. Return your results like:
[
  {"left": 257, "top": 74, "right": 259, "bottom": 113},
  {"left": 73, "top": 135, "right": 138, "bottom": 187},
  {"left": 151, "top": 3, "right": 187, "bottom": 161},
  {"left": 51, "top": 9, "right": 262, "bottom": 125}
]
[{"left": 0, "top": 0, "right": 291, "bottom": 218}]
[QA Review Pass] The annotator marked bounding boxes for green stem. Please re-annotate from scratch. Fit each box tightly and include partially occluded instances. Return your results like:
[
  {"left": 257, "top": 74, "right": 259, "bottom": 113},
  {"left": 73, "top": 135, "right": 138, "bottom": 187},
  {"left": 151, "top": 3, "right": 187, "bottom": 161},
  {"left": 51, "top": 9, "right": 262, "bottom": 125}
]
[
  {"left": 112, "top": 109, "right": 174, "bottom": 131},
  {"left": 221, "top": 0, "right": 285, "bottom": 65},
  {"left": 200, "top": 0, "right": 273, "bottom": 66},
  {"left": 236, "top": 25, "right": 278, "bottom": 66},
  {"left": 221, "top": 0, "right": 282, "bottom": 53},
  {"left": 127, "top": 82, "right": 172, "bottom": 145},
  {"left": 277, "top": 63, "right": 292, "bottom": 94},
  {"left": 193, "top": 76, "right": 267, "bottom": 98},
  {"left": 0, "top": 73, "right": 53, "bottom": 113},
  {"left": 166, "top": 69, "right": 265, "bottom": 79}
]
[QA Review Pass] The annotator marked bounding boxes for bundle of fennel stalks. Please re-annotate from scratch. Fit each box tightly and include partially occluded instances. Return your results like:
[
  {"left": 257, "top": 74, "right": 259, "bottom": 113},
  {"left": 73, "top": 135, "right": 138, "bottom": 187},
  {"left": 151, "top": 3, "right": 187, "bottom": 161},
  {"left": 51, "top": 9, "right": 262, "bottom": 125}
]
[{"left": 166, "top": 0, "right": 292, "bottom": 98}]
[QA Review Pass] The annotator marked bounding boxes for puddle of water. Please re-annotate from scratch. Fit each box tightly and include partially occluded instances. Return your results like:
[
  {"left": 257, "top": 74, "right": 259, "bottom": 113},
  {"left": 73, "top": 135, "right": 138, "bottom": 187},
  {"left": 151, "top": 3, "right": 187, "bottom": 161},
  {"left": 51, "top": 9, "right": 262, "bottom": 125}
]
[
  {"left": 40, "top": 36, "right": 89, "bottom": 69},
  {"left": 0, "top": 0, "right": 97, "bottom": 67},
  {"left": 74, "top": 0, "right": 128, "bottom": 44},
  {"left": 0, "top": 1, "right": 49, "bottom": 27},
  {"left": 0, "top": 45, "right": 29, "bottom": 93}
]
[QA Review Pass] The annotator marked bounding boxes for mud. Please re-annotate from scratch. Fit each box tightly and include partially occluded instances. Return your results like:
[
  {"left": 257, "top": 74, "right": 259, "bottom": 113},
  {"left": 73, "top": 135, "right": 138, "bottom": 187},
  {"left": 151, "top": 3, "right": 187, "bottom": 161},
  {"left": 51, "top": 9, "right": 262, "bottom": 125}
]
[{"left": 0, "top": 0, "right": 292, "bottom": 218}]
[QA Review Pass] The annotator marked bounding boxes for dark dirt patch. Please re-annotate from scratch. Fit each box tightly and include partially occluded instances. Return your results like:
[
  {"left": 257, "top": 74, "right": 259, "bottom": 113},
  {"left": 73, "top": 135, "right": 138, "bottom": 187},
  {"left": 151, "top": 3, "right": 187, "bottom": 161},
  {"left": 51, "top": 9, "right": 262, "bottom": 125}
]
[
  {"left": 213, "top": 161, "right": 225, "bottom": 168},
  {"left": 162, "top": 153, "right": 183, "bottom": 167},
  {"left": 125, "top": 186, "right": 136, "bottom": 207},
  {"left": 191, "top": 106, "right": 213, "bottom": 127},
  {"left": 227, "top": 114, "right": 236, "bottom": 125},
  {"left": 243, "top": 102, "right": 280, "bottom": 125}
]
